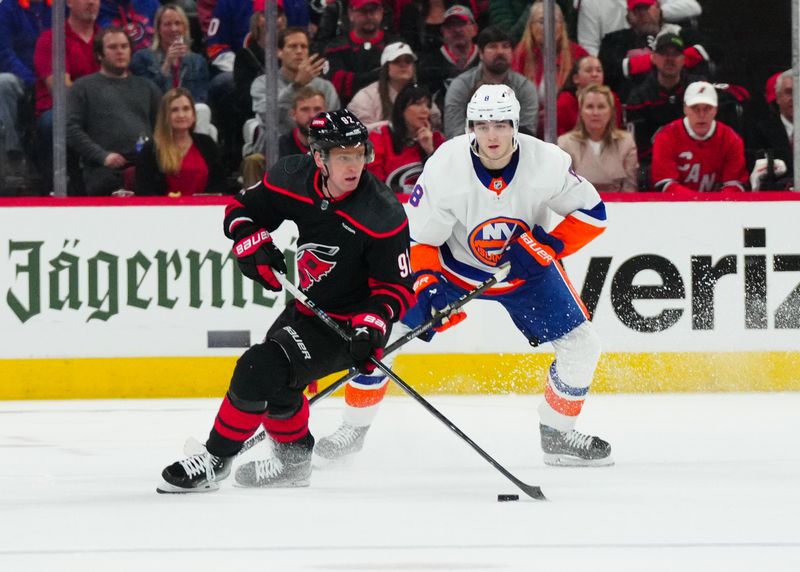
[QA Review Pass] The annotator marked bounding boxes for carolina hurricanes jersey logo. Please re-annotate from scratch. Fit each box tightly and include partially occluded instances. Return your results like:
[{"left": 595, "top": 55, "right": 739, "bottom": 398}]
[
  {"left": 296, "top": 243, "right": 340, "bottom": 290},
  {"left": 385, "top": 163, "right": 424, "bottom": 194},
  {"left": 468, "top": 217, "right": 529, "bottom": 266}
]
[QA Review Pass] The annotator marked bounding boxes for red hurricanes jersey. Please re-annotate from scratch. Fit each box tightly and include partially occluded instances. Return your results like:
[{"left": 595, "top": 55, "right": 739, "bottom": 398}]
[{"left": 651, "top": 119, "right": 748, "bottom": 192}]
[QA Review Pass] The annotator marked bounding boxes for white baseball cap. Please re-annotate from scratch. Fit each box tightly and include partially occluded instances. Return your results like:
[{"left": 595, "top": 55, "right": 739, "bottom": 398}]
[
  {"left": 684, "top": 81, "right": 718, "bottom": 107},
  {"left": 380, "top": 42, "right": 417, "bottom": 66}
]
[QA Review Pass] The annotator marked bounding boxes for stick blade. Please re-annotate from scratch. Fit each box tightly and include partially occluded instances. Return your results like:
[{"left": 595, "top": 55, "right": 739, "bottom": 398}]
[{"left": 520, "top": 483, "right": 547, "bottom": 501}]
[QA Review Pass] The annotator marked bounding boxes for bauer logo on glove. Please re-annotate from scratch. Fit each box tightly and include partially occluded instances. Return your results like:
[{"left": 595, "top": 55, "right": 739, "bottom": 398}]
[
  {"left": 500, "top": 225, "right": 565, "bottom": 282},
  {"left": 234, "top": 229, "right": 271, "bottom": 257},
  {"left": 232, "top": 226, "right": 288, "bottom": 292}
]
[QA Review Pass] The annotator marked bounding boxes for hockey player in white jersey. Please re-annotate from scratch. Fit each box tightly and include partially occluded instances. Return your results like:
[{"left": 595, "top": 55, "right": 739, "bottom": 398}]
[{"left": 316, "top": 84, "right": 613, "bottom": 467}]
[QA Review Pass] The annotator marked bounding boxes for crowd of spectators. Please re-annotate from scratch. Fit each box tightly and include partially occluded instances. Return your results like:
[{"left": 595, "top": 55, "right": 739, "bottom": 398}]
[{"left": 0, "top": 0, "right": 794, "bottom": 196}]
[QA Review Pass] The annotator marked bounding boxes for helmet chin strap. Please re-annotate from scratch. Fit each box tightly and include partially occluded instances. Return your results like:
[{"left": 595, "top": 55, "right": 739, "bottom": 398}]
[{"left": 470, "top": 136, "right": 519, "bottom": 165}]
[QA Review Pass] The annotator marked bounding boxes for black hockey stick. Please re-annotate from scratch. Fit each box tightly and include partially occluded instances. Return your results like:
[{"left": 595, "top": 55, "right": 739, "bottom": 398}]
[
  {"left": 307, "top": 262, "right": 511, "bottom": 406},
  {"left": 232, "top": 263, "right": 510, "bottom": 455},
  {"left": 275, "top": 272, "right": 547, "bottom": 501}
]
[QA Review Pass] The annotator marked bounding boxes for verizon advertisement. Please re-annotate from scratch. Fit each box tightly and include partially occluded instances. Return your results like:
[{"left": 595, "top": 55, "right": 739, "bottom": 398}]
[{"left": 1, "top": 199, "right": 798, "bottom": 359}]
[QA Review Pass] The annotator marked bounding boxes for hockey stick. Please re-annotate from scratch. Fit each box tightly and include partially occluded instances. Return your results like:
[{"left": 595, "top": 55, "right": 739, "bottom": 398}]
[
  {"left": 307, "top": 262, "right": 511, "bottom": 406},
  {"left": 275, "top": 271, "right": 547, "bottom": 501},
  {"left": 229, "top": 263, "right": 511, "bottom": 456}
]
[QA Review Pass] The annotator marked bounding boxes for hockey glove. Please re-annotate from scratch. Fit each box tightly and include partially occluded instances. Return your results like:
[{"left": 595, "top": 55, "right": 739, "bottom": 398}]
[
  {"left": 413, "top": 271, "right": 466, "bottom": 333},
  {"left": 500, "top": 225, "right": 565, "bottom": 282},
  {"left": 348, "top": 312, "right": 389, "bottom": 374},
  {"left": 233, "top": 226, "right": 287, "bottom": 291}
]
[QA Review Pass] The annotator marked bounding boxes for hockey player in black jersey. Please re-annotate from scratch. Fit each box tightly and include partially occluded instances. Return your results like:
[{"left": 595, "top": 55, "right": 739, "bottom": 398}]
[{"left": 157, "top": 110, "right": 415, "bottom": 493}]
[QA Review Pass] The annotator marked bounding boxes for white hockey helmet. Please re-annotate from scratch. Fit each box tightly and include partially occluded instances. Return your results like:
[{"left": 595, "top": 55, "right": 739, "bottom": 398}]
[{"left": 466, "top": 84, "right": 520, "bottom": 137}]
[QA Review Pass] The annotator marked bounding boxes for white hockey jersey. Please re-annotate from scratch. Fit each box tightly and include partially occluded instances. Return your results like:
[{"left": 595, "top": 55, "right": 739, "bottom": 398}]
[{"left": 406, "top": 133, "right": 607, "bottom": 294}]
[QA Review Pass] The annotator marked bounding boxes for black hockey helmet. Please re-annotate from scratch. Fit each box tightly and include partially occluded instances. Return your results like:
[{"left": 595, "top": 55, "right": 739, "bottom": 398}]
[{"left": 308, "top": 110, "right": 374, "bottom": 162}]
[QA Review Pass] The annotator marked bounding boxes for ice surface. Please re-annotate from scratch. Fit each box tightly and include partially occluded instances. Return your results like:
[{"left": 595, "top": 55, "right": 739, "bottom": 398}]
[{"left": 1, "top": 393, "right": 799, "bottom": 570}]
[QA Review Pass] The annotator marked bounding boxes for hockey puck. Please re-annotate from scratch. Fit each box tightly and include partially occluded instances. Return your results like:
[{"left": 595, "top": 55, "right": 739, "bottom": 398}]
[{"left": 497, "top": 494, "right": 519, "bottom": 502}]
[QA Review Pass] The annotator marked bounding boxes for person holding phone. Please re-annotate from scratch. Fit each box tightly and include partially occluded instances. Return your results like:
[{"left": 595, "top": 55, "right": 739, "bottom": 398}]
[{"left": 130, "top": 3, "right": 210, "bottom": 102}]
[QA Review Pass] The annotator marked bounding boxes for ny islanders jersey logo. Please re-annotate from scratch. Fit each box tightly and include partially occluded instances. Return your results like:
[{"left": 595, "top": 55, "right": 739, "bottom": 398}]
[
  {"left": 468, "top": 217, "right": 530, "bottom": 266},
  {"left": 296, "top": 243, "right": 340, "bottom": 290}
]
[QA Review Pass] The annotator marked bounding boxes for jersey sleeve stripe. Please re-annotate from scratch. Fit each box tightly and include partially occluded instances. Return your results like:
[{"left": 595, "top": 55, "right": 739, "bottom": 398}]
[
  {"left": 335, "top": 211, "right": 409, "bottom": 238},
  {"left": 550, "top": 216, "right": 606, "bottom": 258},
  {"left": 410, "top": 243, "right": 444, "bottom": 273},
  {"left": 571, "top": 201, "right": 607, "bottom": 227},
  {"left": 227, "top": 216, "right": 253, "bottom": 235},
  {"left": 263, "top": 180, "right": 314, "bottom": 204},
  {"left": 368, "top": 279, "right": 415, "bottom": 317}
]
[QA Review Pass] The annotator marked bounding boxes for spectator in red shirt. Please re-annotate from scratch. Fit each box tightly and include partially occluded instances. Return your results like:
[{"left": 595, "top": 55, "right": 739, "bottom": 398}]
[
  {"left": 367, "top": 83, "right": 444, "bottom": 198},
  {"left": 651, "top": 81, "right": 747, "bottom": 193},
  {"left": 556, "top": 55, "right": 623, "bottom": 136},
  {"left": 34, "top": 0, "right": 100, "bottom": 193},
  {"left": 135, "top": 87, "right": 226, "bottom": 195}
]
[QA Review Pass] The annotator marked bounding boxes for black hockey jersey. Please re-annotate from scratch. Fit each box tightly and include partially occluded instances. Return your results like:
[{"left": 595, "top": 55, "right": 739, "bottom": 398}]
[{"left": 224, "top": 154, "right": 415, "bottom": 322}]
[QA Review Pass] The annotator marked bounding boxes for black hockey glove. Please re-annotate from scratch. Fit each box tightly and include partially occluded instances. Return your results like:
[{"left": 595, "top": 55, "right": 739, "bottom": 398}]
[
  {"left": 348, "top": 312, "right": 389, "bottom": 374},
  {"left": 232, "top": 226, "right": 287, "bottom": 291}
]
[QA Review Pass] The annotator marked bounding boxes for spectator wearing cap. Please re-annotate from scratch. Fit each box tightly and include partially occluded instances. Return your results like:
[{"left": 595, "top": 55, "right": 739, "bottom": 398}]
[
  {"left": 323, "top": 0, "right": 400, "bottom": 106},
  {"left": 417, "top": 5, "right": 480, "bottom": 114},
  {"left": 651, "top": 81, "right": 747, "bottom": 193},
  {"left": 578, "top": 0, "right": 702, "bottom": 57},
  {"left": 98, "top": 0, "right": 159, "bottom": 52},
  {"left": 598, "top": 0, "right": 711, "bottom": 101},
  {"left": 748, "top": 69, "right": 794, "bottom": 190},
  {"left": 251, "top": 27, "right": 340, "bottom": 139},
  {"left": 0, "top": 0, "right": 52, "bottom": 167},
  {"left": 443, "top": 25, "right": 538, "bottom": 139},
  {"left": 348, "top": 41, "right": 440, "bottom": 132},
  {"left": 625, "top": 32, "right": 705, "bottom": 164},
  {"left": 315, "top": 0, "right": 395, "bottom": 52},
  {"left": 512, "top": 1, "right": 589, "bottom": 136}
]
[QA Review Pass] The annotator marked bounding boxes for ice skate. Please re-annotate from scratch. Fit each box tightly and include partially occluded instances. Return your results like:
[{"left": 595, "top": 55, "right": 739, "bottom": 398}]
[
  {"left": 235, "top": 434, "right": 314, "bottom": 487},
  {"left": 314, "top": 423, "right": 370, "bottom": 463},
  {"left": 540, "top": 424, "right": 614, "bottom": 467},
  {"left": 157, "top": 450, "right": 233, "bottom": 493}
]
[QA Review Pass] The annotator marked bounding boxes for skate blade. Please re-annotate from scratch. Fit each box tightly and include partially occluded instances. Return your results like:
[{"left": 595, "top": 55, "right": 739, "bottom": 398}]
[
  {"left": 232, "top": 478, "right": 310, "bottom": 489},
  {"left": 312, "top": 451, "right": 356, "bottom": 469},
  {"left": 156, "top": 480, "right": 220, "bottom": 494},
  {"left": 543, "top": 453, "right": 615, "bottom": 467}
]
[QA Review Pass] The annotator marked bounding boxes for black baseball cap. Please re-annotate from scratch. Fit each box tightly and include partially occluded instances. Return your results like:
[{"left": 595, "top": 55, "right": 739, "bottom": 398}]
[{"left": 654, "top": 33, "right": 685, "bottom": 54}]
